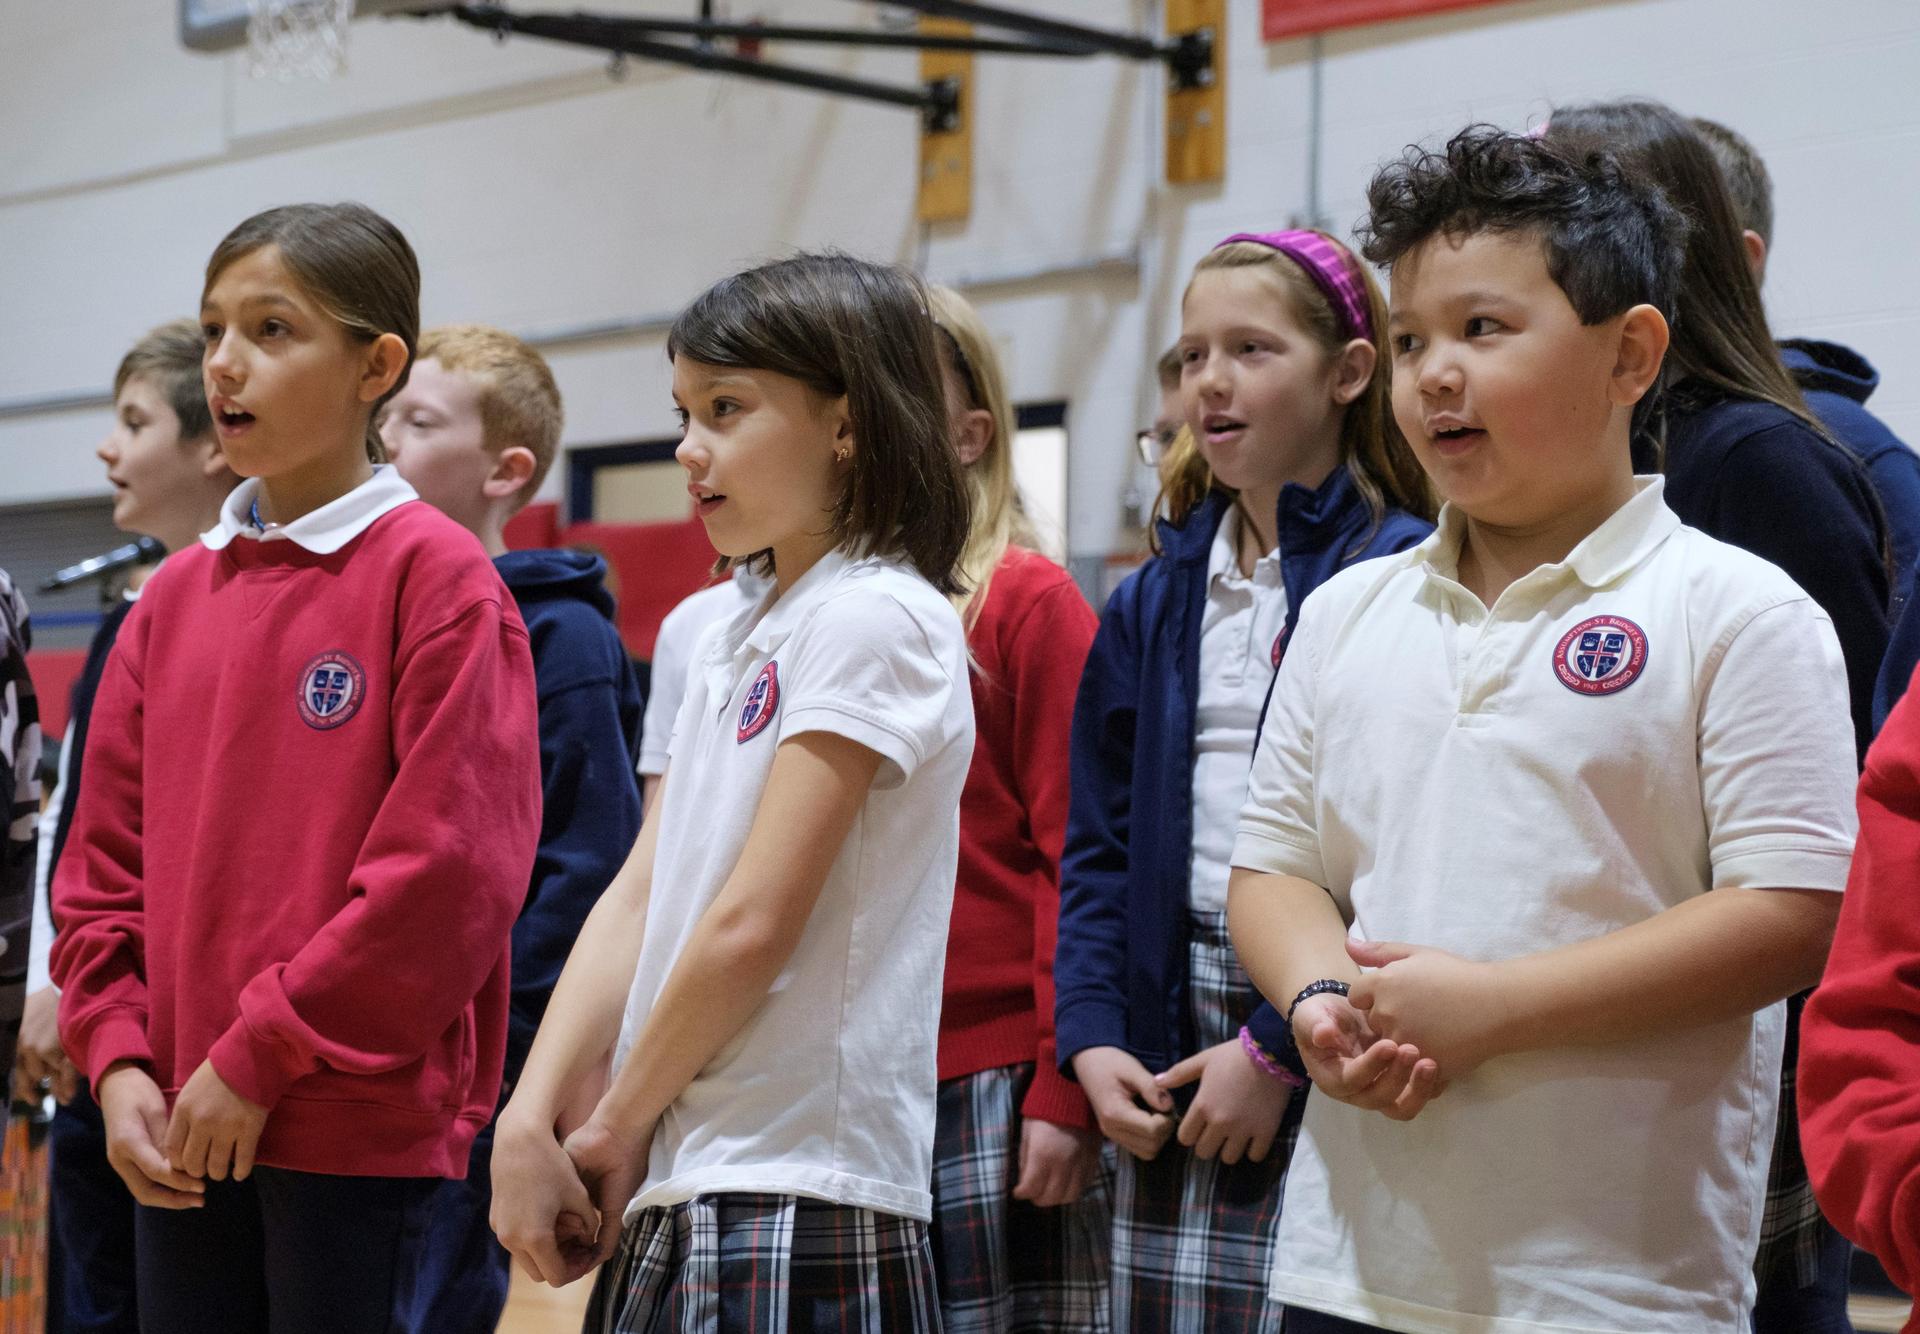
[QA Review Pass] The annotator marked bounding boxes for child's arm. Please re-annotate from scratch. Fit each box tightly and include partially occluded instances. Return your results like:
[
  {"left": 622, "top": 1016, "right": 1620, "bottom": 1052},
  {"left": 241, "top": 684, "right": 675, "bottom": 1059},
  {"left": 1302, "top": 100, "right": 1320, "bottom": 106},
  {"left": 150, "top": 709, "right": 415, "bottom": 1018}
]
[
  {"left": 1055, "top": 583, "right": 1176, "bottom": 1159},
  {"left": 45, "top": 609, "right": 206, "bottom": 1206},
  {"left": 1228, "top": 587, "right": 1443, "bottom": 1120},
  {"left": 1004, "top": 577, "right": 1102, "bottom": 1205},
  {"left": 565, "top": 728, "right": 884, "bottom": 1257},
  {"left": 508, "top": 654, "right": 646, "bottom": 1082},
  {"left": 492, "top": 785, "right": 662, "bottom": 1288},
  {"left": 167, "top": 597, "right": 542, "bottom": 1178},
  {"left": 1345, "top": 886, "right": 1837, "bottom": 1071},
  {"left": 1801, "top": 683, "right": 1920, "bottom": 1295},
  {"left": 1345, "top": 597, "right": 1856, "bottom": 1080}
]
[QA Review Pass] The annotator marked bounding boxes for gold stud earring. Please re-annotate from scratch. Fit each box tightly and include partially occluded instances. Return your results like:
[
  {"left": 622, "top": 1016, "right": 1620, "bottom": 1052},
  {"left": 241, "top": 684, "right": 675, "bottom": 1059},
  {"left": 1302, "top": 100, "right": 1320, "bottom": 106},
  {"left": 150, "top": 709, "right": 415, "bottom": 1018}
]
[{"left": 835, "top": 447, "right": 851, "bottom": 463}]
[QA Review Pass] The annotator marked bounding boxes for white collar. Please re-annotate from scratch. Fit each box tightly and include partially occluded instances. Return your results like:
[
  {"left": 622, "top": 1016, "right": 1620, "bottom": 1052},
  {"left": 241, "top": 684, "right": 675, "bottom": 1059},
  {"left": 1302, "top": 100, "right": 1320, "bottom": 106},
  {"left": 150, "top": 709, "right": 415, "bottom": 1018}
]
[
  {"left": 1207, "top": 506, "right": 1281, "bottom": 588},
  {"left": 1417, "top": 475, "right": 1678, "bottom": 592},
  {"left": 201, "top": 466, "right": 419, "bottom": 555}
]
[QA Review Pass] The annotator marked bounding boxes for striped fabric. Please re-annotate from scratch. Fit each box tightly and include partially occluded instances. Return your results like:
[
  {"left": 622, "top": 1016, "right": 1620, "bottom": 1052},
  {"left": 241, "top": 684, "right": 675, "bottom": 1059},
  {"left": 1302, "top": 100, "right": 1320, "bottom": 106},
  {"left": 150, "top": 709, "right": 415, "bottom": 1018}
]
[
  {"left": 929, "top": 1063, "right": 1112, "bottom": 1333},
  {"left": 586, "top": 1193, "right": 941, "bottom": 1334},
  {"left": 0, "top": 571, "right": 38, "bottom": 1091},
  {"left": 1109, "top": 911, "right": 1302, "bottom": 1334}
]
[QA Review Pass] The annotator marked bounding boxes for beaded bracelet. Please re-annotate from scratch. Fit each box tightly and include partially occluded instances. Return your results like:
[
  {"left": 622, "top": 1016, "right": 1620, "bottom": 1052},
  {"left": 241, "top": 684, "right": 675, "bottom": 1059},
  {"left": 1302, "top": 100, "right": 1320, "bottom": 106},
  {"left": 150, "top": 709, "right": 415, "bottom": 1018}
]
[
  {"left": 1285, "top": 978, "right": 1350, "bottom": 1025},
  {"left": 1239, "top": 1025, "right": 1310, "bottom": 1088}
]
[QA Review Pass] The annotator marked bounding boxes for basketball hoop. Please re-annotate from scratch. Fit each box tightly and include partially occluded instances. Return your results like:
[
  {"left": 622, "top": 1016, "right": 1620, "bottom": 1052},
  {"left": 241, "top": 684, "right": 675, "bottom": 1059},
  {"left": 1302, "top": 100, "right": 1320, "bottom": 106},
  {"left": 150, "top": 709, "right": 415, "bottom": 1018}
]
[{"left": 246, "top": 0, "right": 355, "bottom": 80}]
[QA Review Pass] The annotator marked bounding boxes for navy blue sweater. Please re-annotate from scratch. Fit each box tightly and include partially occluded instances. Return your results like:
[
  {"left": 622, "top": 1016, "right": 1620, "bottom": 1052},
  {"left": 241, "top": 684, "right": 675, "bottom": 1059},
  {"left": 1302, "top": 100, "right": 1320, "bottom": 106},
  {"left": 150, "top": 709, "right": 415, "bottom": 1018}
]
[
  {"left": 496, "top": 549, "right": 644, "bottom": 1087},
  {"left": 1658, "top": 389, "right": 1890, "bottom": 762},
  {"left": 1055, "top": 468, "right": 1431, "bottom": 1076}
]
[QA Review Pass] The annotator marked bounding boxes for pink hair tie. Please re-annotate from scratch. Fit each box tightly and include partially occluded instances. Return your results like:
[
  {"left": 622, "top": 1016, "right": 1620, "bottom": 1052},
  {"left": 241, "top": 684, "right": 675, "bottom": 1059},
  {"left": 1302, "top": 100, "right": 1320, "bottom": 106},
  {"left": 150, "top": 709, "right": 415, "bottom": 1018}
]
[{"left": 1215, "top": 229, "right": 1375, "bottom": 344}]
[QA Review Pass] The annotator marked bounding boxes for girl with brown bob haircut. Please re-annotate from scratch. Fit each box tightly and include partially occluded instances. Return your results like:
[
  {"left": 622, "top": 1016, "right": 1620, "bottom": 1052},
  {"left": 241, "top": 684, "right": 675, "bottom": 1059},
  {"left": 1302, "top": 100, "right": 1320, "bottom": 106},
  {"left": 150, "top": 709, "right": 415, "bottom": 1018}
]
[{"left": 493, "top": 252, "right": 979, "bottom": 1334}]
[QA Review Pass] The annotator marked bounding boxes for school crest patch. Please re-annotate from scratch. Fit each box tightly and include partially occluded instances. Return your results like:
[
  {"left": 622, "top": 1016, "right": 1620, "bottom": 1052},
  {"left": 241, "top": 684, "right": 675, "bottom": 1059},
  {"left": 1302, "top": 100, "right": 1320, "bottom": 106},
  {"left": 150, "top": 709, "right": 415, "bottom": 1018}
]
[
  {"left": 1553, "top": 615, "right": 1648, "bottom": 696},
  {"left": 297, "top": 651, "right": 366, "bottom": 729},
  {"left": 738, "top": 661, "right": 780, "bottom": 743}
]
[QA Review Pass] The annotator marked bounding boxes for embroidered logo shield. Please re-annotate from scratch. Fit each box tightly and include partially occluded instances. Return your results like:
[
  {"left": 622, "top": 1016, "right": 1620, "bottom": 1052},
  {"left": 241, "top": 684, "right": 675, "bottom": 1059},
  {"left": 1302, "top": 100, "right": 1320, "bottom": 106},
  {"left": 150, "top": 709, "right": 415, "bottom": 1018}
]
[
  {"left": 1552, "top": 615, "right": 1649, "bottom": 697},
  {"left": 738, "top": 661, "right": 780, "bottom": 743},
  {"left": 297, "top": 652, "right": 366, "bottom": 729}
]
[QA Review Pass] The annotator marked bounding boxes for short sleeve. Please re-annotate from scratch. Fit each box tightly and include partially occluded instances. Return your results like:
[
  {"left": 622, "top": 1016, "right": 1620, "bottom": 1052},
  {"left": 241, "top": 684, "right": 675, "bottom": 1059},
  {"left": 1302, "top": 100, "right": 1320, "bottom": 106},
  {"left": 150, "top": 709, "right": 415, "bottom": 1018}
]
[
  {"left": 640, "top": 611, "right": 692, "bottom": 777},
  {"left": 1700, "top": 597, "right": 1858, "bottom": 892},
  {"left": 777, "top": 589, "right": 963, "bottom": 790},
  {"left": 1232, "top": 587, "right": 1329, "bottom": 892}
]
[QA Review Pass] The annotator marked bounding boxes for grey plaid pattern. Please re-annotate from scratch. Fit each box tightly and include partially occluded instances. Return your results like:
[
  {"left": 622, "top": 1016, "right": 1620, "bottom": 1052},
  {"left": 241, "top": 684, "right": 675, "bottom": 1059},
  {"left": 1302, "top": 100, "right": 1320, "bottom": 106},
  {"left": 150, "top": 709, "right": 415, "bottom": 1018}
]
[
  {"left": 1108, "top": 911, "right": 1302, "bottom": 1334},
  {"left": 929, "top": 1063, "right": 1113, "bottom": 1333},
  {"left": 587, "top": 1192, "right": 941, "bottom": 1334}
]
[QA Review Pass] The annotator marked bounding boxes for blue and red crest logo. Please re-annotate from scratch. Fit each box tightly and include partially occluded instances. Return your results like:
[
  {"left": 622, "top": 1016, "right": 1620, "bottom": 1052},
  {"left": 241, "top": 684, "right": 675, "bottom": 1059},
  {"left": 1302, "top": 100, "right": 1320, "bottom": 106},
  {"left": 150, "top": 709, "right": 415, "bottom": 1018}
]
[
  {"left": 738, "top": 661, "right": 780, "bottom": 743},
  {"left": 297, "top": 652, "right": 366, "bottom": 730},
  {"left": 1553, "top": 615, "right": 1648, "bottom": 696}
]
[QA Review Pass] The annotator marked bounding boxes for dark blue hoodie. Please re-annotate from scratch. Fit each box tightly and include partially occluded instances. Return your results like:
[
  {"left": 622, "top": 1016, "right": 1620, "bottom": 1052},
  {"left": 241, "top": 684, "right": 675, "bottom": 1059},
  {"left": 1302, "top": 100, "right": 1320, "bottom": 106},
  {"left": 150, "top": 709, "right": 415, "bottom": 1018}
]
[
  {"left": 1056, "top": 467, "right": 1431, "bottom": 1077},
  {"left": 1782, "top": 338, "right": 1920, "bottom": 582},
  {"left": 494, "top": 548, "right": 644, "bottom": 1087}
]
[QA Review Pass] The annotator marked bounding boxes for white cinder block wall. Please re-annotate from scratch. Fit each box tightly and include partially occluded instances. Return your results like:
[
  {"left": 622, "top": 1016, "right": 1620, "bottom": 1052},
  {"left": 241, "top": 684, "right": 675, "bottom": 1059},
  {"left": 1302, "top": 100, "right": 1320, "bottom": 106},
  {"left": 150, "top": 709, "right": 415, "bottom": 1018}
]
[{"left": 4, "top": 0, "right": 1916, "bottom": 567}]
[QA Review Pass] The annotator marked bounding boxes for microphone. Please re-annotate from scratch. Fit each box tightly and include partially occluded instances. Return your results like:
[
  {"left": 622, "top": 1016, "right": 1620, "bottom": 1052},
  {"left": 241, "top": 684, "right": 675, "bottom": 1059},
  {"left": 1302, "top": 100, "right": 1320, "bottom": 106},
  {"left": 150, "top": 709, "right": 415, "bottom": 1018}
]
[{"left": 41, "top": 536, "right": 167, "bottom": 593}]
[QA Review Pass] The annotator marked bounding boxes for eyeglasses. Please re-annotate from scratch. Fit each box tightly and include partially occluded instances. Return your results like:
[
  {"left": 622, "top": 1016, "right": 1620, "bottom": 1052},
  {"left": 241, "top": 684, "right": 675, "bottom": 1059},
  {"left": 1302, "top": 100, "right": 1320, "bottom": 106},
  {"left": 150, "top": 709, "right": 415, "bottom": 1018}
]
[{"left": 1136, "top": 424, "right": 1181, "bottom": 467}]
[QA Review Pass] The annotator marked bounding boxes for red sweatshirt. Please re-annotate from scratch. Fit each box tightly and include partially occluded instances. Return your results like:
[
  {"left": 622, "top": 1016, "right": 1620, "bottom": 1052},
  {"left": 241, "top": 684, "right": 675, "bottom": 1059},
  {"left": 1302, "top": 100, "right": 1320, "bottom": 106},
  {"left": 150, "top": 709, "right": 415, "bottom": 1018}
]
[
  {"left": 51, "top": 502, "right": 541, "bottom": 1179},
  {"left": 940, "top": 546, "right": 1097, "bottom": 1130},
  {"left": 1802, "top": 674, "right": 1920, "bottom": 1322}
]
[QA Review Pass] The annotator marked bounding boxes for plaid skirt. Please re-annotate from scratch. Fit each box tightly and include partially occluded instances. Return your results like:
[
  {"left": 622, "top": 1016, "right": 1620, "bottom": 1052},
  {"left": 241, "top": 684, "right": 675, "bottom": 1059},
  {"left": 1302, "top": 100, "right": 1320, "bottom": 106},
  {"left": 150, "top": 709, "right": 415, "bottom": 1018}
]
[
  {"left": 585, "top": 1193, "right": 941, "bottom": 1334},
  {"left": 1111, "top": 911, "right": 1303, "bottom": 1334},
  {"left": 929, "top": 1063, "right": 1113, "bottom": 1333}
]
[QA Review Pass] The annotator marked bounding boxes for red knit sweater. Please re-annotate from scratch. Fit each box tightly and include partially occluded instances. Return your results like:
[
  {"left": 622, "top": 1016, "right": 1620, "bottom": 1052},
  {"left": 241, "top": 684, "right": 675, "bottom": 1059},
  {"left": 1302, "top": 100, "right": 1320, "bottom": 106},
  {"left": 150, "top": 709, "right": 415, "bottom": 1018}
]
[
  {"left": 51, "top": 502, "right": 542, "bottom": 1179},
  {"left": 939, "top": 547, "right": 1097, "bottom": 1130},
  {"left": 1801, "top": 678, "right": 1920, "bottom": 1325}
]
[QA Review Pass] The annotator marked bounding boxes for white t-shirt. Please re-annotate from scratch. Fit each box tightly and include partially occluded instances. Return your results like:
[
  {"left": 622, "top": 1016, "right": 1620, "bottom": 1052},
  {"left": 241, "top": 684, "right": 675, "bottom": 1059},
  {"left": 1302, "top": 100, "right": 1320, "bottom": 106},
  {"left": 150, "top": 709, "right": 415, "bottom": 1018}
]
[
  {"left": 638, "top": 568, "right": 771, "bottom": 778},
  {"left": 1189, "top": 508, "right": 1288, "bottom": 913},
  {"left": 616, "top": 549, "right": 974, "bottom": 1222},
  {"left": 1232, "top": 479, "right": 1857, "bottom": 1334}
]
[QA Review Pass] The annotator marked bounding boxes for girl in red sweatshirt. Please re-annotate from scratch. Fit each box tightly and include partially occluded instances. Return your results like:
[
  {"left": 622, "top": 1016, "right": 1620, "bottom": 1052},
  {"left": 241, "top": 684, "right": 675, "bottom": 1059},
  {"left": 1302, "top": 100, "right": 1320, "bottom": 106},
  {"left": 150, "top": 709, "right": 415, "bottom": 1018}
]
[
  {"left": 923, "top": 285, "right": 1109, "bottom": 1333},
  {"left": 1801, "top": 667, "right": 1920, "bottom": 1324},
  {"left": 49, "top": 202, "right": 542, "bottom": 1334}
]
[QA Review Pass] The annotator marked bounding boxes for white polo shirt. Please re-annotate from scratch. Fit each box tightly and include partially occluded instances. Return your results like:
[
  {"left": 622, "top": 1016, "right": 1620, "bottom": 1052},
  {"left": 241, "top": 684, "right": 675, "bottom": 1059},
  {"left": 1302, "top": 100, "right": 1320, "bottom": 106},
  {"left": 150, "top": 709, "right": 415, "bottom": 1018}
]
[
  {"left": 1190, "top": 508, "right": 1289, "bottom": 913},
  {"left": 1232, "top": 478, "right": 1856, "bottom": 1334},
  {"left": 638, "top": 567, "right": 771, "bottom": 779},
  {"left": 615, "top": 548, "right": 973, "bottom": 1223}
]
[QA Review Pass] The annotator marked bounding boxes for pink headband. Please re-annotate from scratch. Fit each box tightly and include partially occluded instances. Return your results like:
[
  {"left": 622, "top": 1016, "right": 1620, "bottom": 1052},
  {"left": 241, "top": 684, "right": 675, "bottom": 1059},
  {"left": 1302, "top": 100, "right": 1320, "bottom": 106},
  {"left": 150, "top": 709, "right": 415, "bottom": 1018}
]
[{"left": 1215, "top": 230, "right": 1374, "bottom": 344}]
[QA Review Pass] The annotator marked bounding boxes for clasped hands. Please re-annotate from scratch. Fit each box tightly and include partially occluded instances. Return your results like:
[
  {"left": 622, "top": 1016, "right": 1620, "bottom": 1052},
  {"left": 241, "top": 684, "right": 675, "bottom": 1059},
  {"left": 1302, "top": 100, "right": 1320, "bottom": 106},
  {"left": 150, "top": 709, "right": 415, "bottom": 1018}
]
[
  {"left": 94, "top": 1058, "right": 269, "bottom": 1210},
  {"left": 1291, "top": 938, "right": 1509, "bottom": 1122},
  {"left": 490, "top": 1107, "right": 651, "bottom": 1287}
]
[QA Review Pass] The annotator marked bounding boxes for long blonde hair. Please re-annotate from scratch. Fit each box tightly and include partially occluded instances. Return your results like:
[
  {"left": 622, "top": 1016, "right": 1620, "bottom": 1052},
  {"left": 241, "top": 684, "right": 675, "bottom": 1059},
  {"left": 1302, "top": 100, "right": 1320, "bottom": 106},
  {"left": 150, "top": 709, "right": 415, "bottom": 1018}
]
[
  {"left": 928, "top": 286, "right": 1037, "bottom": 625},
  {"left": 1153, "top": 233, "right": 1434, "bottom": 551}
]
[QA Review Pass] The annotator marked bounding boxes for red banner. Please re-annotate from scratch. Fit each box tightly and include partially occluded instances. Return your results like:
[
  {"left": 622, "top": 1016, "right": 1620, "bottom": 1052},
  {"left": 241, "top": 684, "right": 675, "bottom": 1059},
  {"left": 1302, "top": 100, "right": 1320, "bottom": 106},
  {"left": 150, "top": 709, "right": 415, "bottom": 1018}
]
[{"left": 1263, "top": 0, "right": 1520, "bottom": 42}]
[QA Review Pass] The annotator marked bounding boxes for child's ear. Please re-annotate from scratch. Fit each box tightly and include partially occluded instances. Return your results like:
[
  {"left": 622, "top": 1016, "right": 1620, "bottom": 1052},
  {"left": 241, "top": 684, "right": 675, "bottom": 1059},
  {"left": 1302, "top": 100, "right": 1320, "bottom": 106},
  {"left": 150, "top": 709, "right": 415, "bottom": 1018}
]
[
  {"left": 1609, "top": 305, "right": 1671, "bottom": 408},
  {"left": 1330, "top": 338, "right": 1377, "bottom": 407},
  {"left": 827, "top": 394, "right": 855, "bottom": 462},
  {"left": 954, "top": 409, "right": 994, "bottom": 467},
  {"left": 1742, "top": 229, "right": 1769, "bottom": 285},
  {"left": 484, "top": 446, "right": 538, "bottom": 501},
  {"left": 359, "top": 334, "right": 411, "bottom": 404},
  {"left": 190, "top": 433, "right": 231, "bottom": 480}
]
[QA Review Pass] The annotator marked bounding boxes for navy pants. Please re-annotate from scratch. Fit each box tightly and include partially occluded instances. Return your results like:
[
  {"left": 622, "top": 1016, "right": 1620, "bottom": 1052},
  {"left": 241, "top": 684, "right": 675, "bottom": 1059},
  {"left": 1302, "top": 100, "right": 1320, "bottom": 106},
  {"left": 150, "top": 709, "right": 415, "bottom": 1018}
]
[
  {"left": 134, "top": 1166, "right": 451, "bottom": 1334},
  {"left": 396, "top": 1121, "right": 514, "bottom": 1332},
  {"left": 48, "top": 1080, "right": 139, "bottom": 1333},
  {"left": 1752, "top": 1215, "right": 1855, "bottom": 1334}
]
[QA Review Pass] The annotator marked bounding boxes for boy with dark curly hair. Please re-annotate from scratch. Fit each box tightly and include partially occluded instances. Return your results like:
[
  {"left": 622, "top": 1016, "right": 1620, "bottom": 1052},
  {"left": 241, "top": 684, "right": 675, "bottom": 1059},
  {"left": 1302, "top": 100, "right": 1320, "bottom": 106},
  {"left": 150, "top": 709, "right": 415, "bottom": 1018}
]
[{"left": 1226, "top": 127, "right": 1857, "bottom": 1333}]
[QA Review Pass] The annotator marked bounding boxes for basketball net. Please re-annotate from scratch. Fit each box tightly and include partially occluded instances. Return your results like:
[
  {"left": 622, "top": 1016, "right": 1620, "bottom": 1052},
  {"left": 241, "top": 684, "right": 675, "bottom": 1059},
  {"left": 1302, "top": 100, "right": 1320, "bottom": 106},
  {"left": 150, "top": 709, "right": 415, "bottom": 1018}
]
[{"left": 246, "top": 0, "right": 355, "bottom": 81}]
